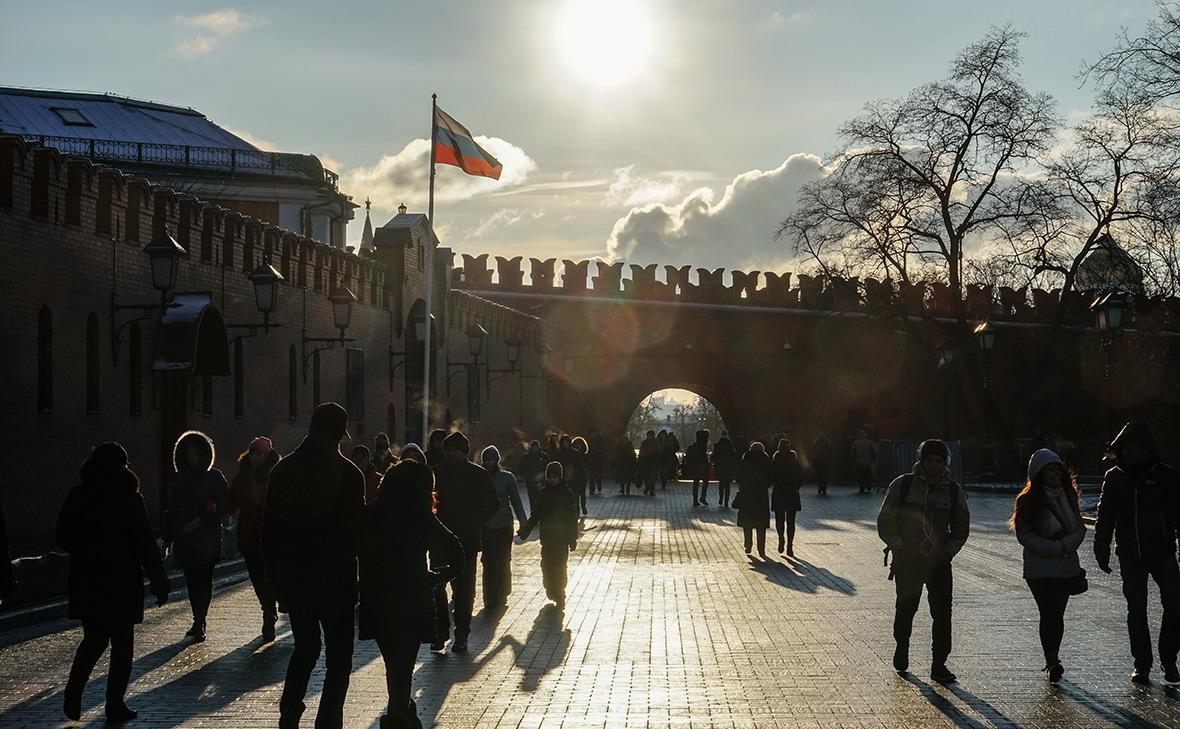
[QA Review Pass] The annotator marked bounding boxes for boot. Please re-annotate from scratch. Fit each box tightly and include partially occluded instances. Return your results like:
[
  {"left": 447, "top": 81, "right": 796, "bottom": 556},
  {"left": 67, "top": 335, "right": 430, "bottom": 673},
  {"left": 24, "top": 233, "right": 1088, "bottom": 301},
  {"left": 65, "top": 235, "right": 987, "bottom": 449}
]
[
  {"left": 786, "top": 544, "right": 794, "bottom": 558},
  {"left": 1045, "top": 661, "right": 1064, "bottom": 683},
  {"left": 105, "top": 701, "right": 137, "bottom": 721},
  {"left": 63, "top": 679, "right": 83, "bottom": 721},
  {"left": 278, "top": 703, "right": 305, "bottom": 729},
  {"left": 262, "top": 612, "right": 277, "bottom": 643},
  {"left": 892, "top": 643, "right": 908, "bottom": 674},
  {"left": 931, "top": 664, "right": 957, "bottom": 684},
  {"left": 777, "top": 536, "right": 785, "bottom": 554}
]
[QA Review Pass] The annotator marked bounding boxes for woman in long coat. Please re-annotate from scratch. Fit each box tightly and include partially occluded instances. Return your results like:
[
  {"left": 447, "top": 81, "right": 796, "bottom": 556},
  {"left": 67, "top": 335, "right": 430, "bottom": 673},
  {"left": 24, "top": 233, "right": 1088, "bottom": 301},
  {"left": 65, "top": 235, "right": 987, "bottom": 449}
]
[
  {"left": 735, "top": 442, "right": 773, "bottom": 557},
  {"left": 57, "top": 443, "right": 169, "bottom": 722},
  {"left": 162, "top": 430, "right": 230, "bottom": 642},
  {"left": 770, "top": 439, "right": 804, "bottom": 556},
  {"left": 230, "top": 435, "right": 280, "bottom": 641}
]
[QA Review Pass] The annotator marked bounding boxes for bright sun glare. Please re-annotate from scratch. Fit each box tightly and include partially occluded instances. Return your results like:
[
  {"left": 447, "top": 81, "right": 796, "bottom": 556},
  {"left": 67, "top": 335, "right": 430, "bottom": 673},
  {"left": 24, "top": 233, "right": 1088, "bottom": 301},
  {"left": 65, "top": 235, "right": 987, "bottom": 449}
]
[{"left": 557, "top": 0, "right": 652, "bottom": 84}]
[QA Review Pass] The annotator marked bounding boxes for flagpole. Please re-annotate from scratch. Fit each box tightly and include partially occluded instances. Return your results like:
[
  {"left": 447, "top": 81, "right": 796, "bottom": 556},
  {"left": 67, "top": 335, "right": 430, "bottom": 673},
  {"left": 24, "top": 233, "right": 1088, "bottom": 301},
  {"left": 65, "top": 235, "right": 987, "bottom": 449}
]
[{"left": 421, "top": 93, "right": 437, "bottom": 442}]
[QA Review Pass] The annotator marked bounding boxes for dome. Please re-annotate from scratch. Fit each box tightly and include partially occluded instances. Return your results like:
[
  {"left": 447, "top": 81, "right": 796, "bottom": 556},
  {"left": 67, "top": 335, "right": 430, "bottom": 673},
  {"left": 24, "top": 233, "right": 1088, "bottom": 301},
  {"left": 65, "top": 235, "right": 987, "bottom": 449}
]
[{"left": 1074, "top": 232, "right": 1144, "bottom": 295}]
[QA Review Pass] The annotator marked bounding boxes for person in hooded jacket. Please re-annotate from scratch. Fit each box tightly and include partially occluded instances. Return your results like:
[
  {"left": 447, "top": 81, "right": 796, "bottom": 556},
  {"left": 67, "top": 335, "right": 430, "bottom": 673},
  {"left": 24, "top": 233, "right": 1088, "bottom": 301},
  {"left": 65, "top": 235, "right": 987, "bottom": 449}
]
[
  {"left": 736, "top": 442, "right": 773, "bottom": 557},
  {"left": 877, "top": 439, "right": 970, "bottom": 684},
  {"left": 519, "top": 462, "right": 579, "bottom": 608},
  {"left": 161, "top": 430, "right": 230, "bottom": 643},
  {"left": 1094, "top": 421, "right": 1180, "bottom": 685},
  {"left": 480, "top": 445, "right": 529, "bottom": 610},
  {"left": 425, "top": 429, "right": 448, "bottom": 468},
  {"left": 359, "top": 458, "right": 463, "bottom": 729},
  {"left": 771, "top": 439, "right": 804, "bottom": 556},
  {"left": 685, "top": 430, "right": 711, "bottom": 506},
  {"left": 230, "top": 435, "right": 281, "bottom": 642},
  {"left": 57, "top": 443, "right": 169, "bottom": 722},
  {"left": 1011, "top": 449, "right": 1086, "bottom": 684},
  {"left": 614, "top": 436, "right": 639, "bottom": 496},
  {"left": 712, "top": 433, "right": 739, "bottom": 509},
  {"left": 517, "top": 440, "right": 549, "bottom": 508},
  {"left": 264, "top": 403, "right": 365, "bottom": 729},
  {"left": 433, "top": 431, "right": 499, "bottom": 653}
]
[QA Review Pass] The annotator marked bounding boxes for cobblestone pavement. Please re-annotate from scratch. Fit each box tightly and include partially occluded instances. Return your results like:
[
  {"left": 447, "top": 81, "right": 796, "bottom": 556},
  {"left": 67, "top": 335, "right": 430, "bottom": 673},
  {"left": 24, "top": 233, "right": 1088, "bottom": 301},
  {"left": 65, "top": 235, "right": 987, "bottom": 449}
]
[{"left": 2, "top": 483, "right": 1179, "bottom": 728}]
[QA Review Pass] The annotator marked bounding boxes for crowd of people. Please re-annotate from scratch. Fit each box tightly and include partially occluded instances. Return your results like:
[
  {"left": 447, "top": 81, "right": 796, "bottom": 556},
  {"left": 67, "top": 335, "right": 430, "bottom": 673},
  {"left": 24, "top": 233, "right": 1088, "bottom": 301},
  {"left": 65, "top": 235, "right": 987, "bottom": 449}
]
[{"left": 0, "top": 409, "right": 1174, "bottom": 726}]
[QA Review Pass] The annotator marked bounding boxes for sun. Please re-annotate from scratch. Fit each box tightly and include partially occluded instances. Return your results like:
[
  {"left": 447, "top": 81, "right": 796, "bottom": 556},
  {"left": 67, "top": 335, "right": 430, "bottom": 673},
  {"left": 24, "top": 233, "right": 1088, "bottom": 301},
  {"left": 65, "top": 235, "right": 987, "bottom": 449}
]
[{"left": 556, "top": 0, "right": 652, "bottom": 84}]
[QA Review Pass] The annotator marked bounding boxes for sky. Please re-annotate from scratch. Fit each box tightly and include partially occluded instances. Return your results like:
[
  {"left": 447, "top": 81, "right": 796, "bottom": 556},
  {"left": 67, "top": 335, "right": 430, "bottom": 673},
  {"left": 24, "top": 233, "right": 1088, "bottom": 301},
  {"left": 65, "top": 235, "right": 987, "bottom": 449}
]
[{"left": 0, "top": 0, "right": 1161, "bottom": 274}]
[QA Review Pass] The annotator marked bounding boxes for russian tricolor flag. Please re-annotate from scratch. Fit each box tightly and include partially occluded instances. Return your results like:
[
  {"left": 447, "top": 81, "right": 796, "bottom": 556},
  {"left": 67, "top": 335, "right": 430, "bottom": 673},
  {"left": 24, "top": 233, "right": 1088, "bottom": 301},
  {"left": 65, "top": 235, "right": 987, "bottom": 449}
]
[{"left": 433, "top": 107, "right": 503, "bottom": 181}]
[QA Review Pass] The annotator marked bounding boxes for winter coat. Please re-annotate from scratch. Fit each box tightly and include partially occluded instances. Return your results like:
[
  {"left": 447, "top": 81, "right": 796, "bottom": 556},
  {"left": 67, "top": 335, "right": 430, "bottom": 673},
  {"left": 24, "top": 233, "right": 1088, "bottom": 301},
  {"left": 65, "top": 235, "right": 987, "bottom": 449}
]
[
  {"left": 1094, "top": 422, "right": 1180, "bottom": 561},
  {"left": 263, "top": 436, "right": 365, "bottom": 610},
  {"left": 712, "top": 438, "right": 738, "bottom": 480},
  {"left": 521, "top": 483, "right": 578, "bottom": 547},
  {"left": 57, "top": 468, "right": 168, "bottom": 625},
  {"left": 433, "top": 459, "right": 499, "bottom": 549},
  {"left": 812, "top": 436, "right": 833, "bottom": 470},
  {"left": 358, "top": 462, "right": 464, "bottom": 642},
  {"left": 1015, "top": 485, "right": 1086, "bottom": 579},
  {"left": 638, "top": 437, "right": 659, "bottom": 468},
  {"left": 877, "top": 464, "right": 970, "bottom": 567},
  {"left": 163, "top": 468, "right": 230, "bottom": 569},
  {"left": 851, "top": 438, "right": 877, "bottom": 468},
  {"left": 587, "top": 434, "right": 606, "bottom": 468},
  {"left": 517, "top": 450, "right": 549, "bottom": 484},
  {"left": 556, "top": 447, "right": 587, "bottom": 493},
  {"left": 486, "top": 468, "right": 528, "bottom": 530},
  {"left": 735, "top": 451, "right": 772, "bottom": 529},
  {"left": 613, "top": 442, "right": 638, "bottom": 481},
  {"left": 770, "top": 450, "right": 804, "bottom": 513},
  {"left": 684, "top": 440, "right": 710, "bottom": 479},
  {"left": 230, "top": 454, "right": 278, "bottom": 555}
]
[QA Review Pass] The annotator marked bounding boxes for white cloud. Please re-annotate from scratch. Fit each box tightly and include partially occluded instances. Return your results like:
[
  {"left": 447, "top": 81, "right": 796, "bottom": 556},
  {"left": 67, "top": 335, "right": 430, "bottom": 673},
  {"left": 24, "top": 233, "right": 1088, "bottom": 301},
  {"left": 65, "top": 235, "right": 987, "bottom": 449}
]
[
  {"left": 338, "top": 136, "right": 538, "bottom": 210},
  {"left": 224, "top": 127, "right": 277, "bottom": 150},
  {"left": 471, "top": 208, "right": 545, "bottom": 238},
  {"left": 605, "top": 165, "right": 689, "bottom": 207},
  {"left": 174, "top": 9, "right": 267, "bottom": 58},
  {"left": 605, "top": 153, "right": 825, "bottom": 271}
]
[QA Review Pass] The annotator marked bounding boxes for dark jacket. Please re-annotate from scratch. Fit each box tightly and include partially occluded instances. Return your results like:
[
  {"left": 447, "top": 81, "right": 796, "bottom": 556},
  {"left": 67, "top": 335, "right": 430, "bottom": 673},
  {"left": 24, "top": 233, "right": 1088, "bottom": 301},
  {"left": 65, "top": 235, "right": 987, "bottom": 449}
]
[
  {"left": 358, "top": 461, "right": 463, "bottom": 642},
  {"left": 163, "top": 468, "right": 230, "bottom": 568},
  {"left": 736, "top": 451, "right": 772, "bottom": 529},
  {"left": 57, "top": 467, "right": 168, "bottom": 625},
  {"left": 878, "top": 465, "right": 970, "bottom": 567},
  {"left": 1094, "top": 424, "right": 1180, "bottom": 562},
  {"left": 517, "top": 449, "right": 549, "bottom": 484},
  {"left": 556, "top": 447, "right": 587, "bottom": 492},
  {"left": 263, "top": 436, "right": 365, "bottom": 610},
  {"left": 638, "top": 436, "right": 659, "bottom": 467},
  {"left": 613, "top": 441, "right": 637, "bottom": 480},
  {"left": 230, "top": 452, "right": 279, "bottom": 555},
  {"left": 433, "top": 459, "right": 499, "bottom": 548},
  {"left": 712, "top": 438, "right": 738, "bottom": 480},
  {"left": 684, "top": 438, "right": 710, "bottom": 479},
  {"left": 812, "top": 436, "right": 833, "bottom": 470},
  {"left": 770, "top": 449, "right": 804, "bottom": 513},
  {"left": 521, "top": 483, "right": 578, "bottom": 547}
]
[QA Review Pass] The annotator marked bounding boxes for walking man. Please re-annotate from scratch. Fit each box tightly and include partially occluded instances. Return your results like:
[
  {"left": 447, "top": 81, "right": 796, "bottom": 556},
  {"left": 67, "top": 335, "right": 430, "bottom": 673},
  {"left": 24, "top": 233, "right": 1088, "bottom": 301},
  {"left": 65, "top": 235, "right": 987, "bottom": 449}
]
[
  {"left": 877, "top": 439, "right": 970, "bottom": 684},
  {"left": 433, "top": 431, "right": 499, "bottom": 653},
  {"left": 851, "top": 429, "right": 878, "bottom": 494},
  {"left": 1094, "top": 422, "right": 1180, "bottom": 685},
  {"left": 685, "top": 430, "right": 711, "bottom": 506},
  {"left": 264, "top": 403, "right": 365, "bottom": 729}
]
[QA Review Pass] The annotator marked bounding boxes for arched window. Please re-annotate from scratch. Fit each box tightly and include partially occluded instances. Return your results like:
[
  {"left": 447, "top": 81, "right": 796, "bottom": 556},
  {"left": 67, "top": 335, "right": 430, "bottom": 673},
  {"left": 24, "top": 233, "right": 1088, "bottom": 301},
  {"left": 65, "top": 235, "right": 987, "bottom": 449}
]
[
  {"left": 288, "top": 345, "right": 298, "bottom": 420},
  {"left": 86, "top": 313, "right": 100, "bottom": 413},
  {"left": 37, "top": 306, "right": 53, "bottom": 412},
  {"left": 129, "top": 321, "right": 142, "bottom": 415},
  {"left": 234, "top": 339, "right": 244, "bottom": 418}
]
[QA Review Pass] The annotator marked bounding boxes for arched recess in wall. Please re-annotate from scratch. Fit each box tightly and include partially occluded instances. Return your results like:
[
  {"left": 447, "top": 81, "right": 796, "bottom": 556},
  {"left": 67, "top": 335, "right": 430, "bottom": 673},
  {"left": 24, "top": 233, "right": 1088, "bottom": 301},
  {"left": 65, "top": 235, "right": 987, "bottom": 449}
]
[
  {"left": 38, "top": 305, "right": 53, "bottom": 412},
  {"left": 623, "top": 388, "right": 728, "bottom": 446},
  {"left": 288, "top": 344, "right": 298, "bottom": 420},
  {"left": 129, "top": 321, "right": 142, "bottom": 416},
  {"left": 86, "top": 313, "right": 100, "bottom": 413}
]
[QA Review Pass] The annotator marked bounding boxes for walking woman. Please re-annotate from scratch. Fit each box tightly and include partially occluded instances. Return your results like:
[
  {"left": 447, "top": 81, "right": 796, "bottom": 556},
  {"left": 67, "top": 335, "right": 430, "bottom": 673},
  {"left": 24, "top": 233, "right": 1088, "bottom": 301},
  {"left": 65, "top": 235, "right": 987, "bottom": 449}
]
[
  {"left": 58, "top": 443, "right": 169, "bottom": 721},
  {"left": 163, "top": 430, "right": 230, "bottom": 642},
  {"left": 230, "top": 436, "right": 280, "bottom": 642},
  {"left": 614, "top": 436, "right": 638, "bottom": 496},
  {"left": 735, "top": 442, "right": 773, "bottom": 558},
  {"left": 1011, "top": 449, "right": 1087, "bottom": 683},
  {"left": 771, "top": 439, "right": 804, "bottom": 556},
  {"left": 360, "top": 457, "right": 463, "bottom": 728},
  {"left": 519, "top": 462, "right": 579, "bottom": 609}
]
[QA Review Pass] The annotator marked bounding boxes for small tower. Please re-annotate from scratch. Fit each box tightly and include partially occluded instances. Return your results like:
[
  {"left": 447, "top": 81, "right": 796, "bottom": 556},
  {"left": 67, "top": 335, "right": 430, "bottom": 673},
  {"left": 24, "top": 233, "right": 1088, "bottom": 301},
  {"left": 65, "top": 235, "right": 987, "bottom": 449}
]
[{"left": 360, "top": 197, "right": 375, "bottom": 252}]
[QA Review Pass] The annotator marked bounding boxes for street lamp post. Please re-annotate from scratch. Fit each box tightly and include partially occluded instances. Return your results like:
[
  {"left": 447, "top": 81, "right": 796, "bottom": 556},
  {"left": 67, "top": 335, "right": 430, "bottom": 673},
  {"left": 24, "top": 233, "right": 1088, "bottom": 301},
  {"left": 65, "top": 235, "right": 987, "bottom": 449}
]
[
  {"left": 973, "top": 321, "right": 996, "bottom": 439},
  {"left": 227, "top": 258, "right": 286, "bottom": 342},
  {"left": 446, "top": 322, "right": 488, "bottom": 421},
  {"left": 1091, "top": 292, "right": 1127, "bottom": 434},
  {"left": 109, "top": 228, "right": 188, "bottom": 365},
  {"left": 388, "top": 313, "right": 433, "bottom": 389},
  {"left": 301, "top": 282, "right": 357, "bottom": 382}
]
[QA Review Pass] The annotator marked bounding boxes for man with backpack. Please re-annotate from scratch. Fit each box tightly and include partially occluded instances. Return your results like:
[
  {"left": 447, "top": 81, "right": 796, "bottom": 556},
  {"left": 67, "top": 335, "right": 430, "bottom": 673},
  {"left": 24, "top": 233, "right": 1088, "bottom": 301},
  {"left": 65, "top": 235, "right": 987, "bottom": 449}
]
[{"left": 877, "top": 439, "right": 970, "bottom": 684}]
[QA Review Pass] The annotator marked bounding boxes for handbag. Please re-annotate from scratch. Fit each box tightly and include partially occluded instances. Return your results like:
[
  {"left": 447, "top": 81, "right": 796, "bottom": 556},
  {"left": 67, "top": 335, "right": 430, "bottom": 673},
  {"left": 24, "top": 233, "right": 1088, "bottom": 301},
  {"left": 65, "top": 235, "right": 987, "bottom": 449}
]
[{"left": 1067, "top": 567, "right": 1088, "bottom": 596}]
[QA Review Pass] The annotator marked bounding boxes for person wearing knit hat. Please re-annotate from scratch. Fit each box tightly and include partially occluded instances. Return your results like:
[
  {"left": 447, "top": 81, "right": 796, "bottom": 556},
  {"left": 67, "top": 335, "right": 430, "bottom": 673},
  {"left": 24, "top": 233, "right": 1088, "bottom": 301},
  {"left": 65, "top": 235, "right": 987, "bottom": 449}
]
[
  {"left": 398, "top": 443, "right": 425, "bottom": 465},
  {"left": 1094, "top": 421, "right": 1180, "bottom": 686},
  {"left": 433, "top": 431, "right": 499, "bottom": 652},
  {"left": 230, "top": 435, "right": 282, "bottom": 642},
  {"left": 877, "top": 436, "right": 970, "bottom": 684},
  {"left": 1010, "top": 449, "right": 1085, "bottom": 684},
  {"left": 518, "top": 461, "right": 579, "bottom": 609},
  {"left": 479, "top": 446, "right": 528, "bottom": 610}
]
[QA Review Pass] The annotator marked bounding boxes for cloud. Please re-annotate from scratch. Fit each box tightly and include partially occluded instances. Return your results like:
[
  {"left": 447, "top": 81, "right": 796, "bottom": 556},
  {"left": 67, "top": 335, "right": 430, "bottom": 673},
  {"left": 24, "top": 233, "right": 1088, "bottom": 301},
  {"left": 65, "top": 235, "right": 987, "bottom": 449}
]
[
  {"left": 471, "top": 208, "right": 545, "bottom": 238},
  {"left": 605, "top": 153, "right": 825, "bottom": 270},
  {"left": 174, "top": 9, "right": 267, "bottom": 58},
  {"left": 605, "top": 166, "right": 690, "bottom": 207},
  {"left": 338, "top": 136, "right": 537, "bottom": 210},
  {"left": 224, "top": 127, "right": 277, "bottom": 151}
]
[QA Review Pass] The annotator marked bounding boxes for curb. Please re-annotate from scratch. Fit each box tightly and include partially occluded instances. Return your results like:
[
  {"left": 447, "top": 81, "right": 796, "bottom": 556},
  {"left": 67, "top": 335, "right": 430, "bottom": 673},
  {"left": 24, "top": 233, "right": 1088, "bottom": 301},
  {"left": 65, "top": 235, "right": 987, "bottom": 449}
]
[{"left": 0, "top": 559, "right": 249, "bottom": 633}]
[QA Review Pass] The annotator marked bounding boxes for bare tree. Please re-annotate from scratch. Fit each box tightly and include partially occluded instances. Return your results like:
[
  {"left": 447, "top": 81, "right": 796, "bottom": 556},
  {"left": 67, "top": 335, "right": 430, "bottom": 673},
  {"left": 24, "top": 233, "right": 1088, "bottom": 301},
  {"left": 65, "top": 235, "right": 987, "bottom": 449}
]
[{"left": 1084, "top": 1, "right": 1180, "bottom": 106}]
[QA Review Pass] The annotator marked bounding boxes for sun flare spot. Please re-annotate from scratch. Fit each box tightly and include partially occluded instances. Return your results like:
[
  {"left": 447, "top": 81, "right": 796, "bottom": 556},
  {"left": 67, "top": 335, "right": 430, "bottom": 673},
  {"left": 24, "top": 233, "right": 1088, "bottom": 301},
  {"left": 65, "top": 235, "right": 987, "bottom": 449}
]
[{"left": 557, "top": 0, "right": 653, "bottom": 84}]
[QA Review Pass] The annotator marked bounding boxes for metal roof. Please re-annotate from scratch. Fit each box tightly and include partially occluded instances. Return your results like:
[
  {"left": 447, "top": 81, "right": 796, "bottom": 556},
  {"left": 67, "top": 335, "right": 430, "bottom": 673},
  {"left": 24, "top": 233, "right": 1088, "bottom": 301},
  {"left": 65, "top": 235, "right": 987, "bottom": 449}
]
[{"left": 0, "top": 87, "right": 256, "bottom": 150}]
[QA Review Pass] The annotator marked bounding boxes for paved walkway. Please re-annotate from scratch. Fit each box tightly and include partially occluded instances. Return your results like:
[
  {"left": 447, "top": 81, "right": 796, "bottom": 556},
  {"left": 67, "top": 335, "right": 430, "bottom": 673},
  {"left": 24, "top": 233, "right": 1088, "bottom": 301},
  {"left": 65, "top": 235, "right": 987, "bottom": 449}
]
[{"left": 1, "top": 483, "right": 1178, "bottom": 728}]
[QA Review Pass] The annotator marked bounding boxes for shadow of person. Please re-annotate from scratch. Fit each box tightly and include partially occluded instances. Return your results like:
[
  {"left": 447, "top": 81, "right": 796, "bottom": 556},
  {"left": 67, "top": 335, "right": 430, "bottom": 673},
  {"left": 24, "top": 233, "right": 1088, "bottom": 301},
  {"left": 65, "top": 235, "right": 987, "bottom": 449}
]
[
  {"left": 783, "top": 556, "right": 857, "bottom": 595},
  {"left": 409, "top": 626, "right": 513, "bottom": 728},
  {"left": 1056, "top": 678, "right": 1170, "bottom": 727},
  {"left": 0, "top": 635, "right": 194, "bottom": 724},
  {"left": 503, "top": 604, "right": 571, "bottom": 693},
  {"left": 900, "top": 674, "right": 989, "bottom": 729}
]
